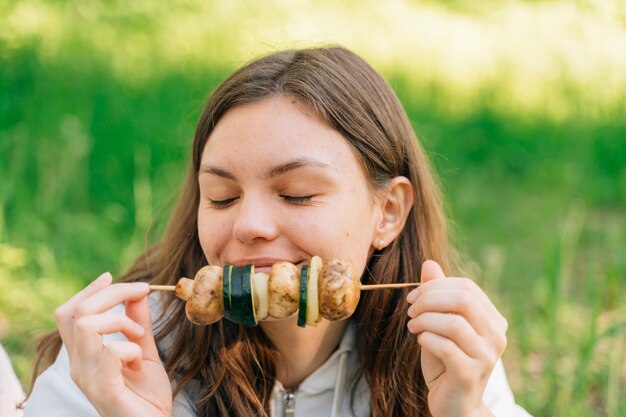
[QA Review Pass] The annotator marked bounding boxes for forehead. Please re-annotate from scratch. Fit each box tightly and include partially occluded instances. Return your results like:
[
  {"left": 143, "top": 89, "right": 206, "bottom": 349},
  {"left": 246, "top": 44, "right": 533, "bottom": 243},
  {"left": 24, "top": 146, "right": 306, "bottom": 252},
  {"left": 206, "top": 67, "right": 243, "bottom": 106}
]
[{"left": 201, "top": 96, "right": 365, "bottom": 176}]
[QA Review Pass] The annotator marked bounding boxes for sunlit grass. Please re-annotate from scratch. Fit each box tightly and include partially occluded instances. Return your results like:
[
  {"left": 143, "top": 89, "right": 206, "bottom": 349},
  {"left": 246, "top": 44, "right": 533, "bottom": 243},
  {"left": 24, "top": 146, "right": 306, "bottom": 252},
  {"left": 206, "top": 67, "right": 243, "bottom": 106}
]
[{"left": 2, "top": 1, "right": 626, "bottom": 119}]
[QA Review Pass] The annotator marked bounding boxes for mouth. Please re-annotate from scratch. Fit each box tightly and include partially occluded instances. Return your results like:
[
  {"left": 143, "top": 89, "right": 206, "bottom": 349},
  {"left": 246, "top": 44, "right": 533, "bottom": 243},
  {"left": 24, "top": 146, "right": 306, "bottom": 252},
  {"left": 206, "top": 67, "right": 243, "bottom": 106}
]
[{"left": 228, "top": 258, "right": 306, "bottom": 272}]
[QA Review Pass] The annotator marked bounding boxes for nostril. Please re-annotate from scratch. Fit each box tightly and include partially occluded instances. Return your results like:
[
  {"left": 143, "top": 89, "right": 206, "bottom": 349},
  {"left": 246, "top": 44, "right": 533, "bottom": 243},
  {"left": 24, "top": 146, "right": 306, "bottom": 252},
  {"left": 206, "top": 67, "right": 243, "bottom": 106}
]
[{"left": 231, "top": 208, "right": 279, "bottom": 245}]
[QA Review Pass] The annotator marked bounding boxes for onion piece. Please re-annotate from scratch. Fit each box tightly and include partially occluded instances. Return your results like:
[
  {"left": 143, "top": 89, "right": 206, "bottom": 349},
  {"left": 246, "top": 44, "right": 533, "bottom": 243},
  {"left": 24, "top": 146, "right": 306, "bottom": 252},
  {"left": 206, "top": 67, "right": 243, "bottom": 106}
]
[{"left": 252, "top": 272, "right": 269, "bottom": 321}]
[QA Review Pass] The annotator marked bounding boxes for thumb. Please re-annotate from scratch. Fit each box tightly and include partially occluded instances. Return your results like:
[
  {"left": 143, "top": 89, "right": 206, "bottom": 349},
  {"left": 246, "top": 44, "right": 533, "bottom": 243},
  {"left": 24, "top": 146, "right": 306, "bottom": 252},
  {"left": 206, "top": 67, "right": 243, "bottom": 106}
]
[
  {"left": 420, "top": 260, "right": 446, "bottom": 283},
  {"left": 407, "top": 260, "right": 446, "bottom": 303},
  {"left": 125, "top": 293, "right": 160, "bottom": 362}
]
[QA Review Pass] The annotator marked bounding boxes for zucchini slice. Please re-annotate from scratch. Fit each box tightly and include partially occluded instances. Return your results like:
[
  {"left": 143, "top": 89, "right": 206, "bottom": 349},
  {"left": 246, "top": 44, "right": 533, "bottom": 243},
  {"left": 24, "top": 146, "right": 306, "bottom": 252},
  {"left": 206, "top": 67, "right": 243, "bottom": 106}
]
[
  {"left": 297, "top": 265, "right": 309, "bottom": 327},
  {"left": 223, "top": 265, "right": 235, "bottom": 323},
  {"left": 229, "top": 266, "right": 244, "bottom": 325},
  {"left": 306, "top": 256, "right": 322, "bottom": 326},
  {"left": 242, "top": 265, "right": 257, "bottom": 327},
  {"left": 230, "top": 265, "right": 257, "bottom": 327}
]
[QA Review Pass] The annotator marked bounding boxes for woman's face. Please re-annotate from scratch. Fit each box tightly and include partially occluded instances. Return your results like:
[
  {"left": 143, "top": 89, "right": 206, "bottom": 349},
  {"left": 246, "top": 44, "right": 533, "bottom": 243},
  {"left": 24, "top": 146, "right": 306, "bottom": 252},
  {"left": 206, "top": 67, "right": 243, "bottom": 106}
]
[{"left": 197, "top": 95, "right": 382, "bottom": 279}]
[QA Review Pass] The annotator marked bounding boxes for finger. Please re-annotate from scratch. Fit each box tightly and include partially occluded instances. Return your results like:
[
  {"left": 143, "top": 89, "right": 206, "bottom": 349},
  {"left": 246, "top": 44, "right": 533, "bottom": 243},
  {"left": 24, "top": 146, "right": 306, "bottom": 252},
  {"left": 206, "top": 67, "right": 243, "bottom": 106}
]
[
  {"left": 407, "top": 288, "right": 489, "bottom": 334},
  {"left": 407, "top": 288, "right": 508, "bottom": 355},
  {"left": 408, "top": 289, "right": 507, "bottom": 356},
  {"left": 417, "top": 331, "right": 475, "bottom": 386},
  {"left": 72, "top": 313, "right": 146, "bottom": 369},
  {"left": 103, "top": 341, "right": 144, "bottom": 372},
  {"left": 74, "top": 282, "right": 150, "bottom": 319},
  {"left": 125, "top": 294, "right": 160, "bottom": 362},
  {"left": 82, "top": 341, "right": 143, "bottom": 396},
  {"left": 421, "top": 260, "right": 446, "bottom": 282},
  {"left": 411, "top": 278, "right": 508, "bottom": 335},
  {"left": 407, "top": 260, "right": 445, "bottom": 303},
  {"left": 68, "top": 282, "right": 148, "bottom": 359},
  {"left": 55, "top": 272, "right": 113, "bottom": 351},
  {"left": 408, "top": 312, "right": 484, "bottom": 359},
  {"left": 71, "top": 340, "right": 144, "bottom": 404}
]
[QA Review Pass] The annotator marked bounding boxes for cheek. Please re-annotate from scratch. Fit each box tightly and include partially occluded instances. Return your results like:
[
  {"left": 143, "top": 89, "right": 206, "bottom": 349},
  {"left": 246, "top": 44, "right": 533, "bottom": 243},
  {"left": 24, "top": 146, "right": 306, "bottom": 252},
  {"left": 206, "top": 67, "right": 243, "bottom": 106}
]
[
  {"left": 337, "top": 220, "right": 375, "bottom": 276},
  {"left": 336, "top": 200, "right": 379, "bottom": 275},
  {"left": 300, "top": 205, "right": 375, "bottom": 277},
  {"left": 197, "top": 210, "right": 230, "bottom": 264}
]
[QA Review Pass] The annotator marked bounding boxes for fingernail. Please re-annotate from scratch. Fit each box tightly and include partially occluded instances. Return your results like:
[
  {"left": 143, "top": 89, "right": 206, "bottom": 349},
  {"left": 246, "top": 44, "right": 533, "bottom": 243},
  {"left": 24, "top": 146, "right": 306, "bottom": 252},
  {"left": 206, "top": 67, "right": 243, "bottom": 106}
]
[
  {"left": 95, "top": 272, "right": 113, "bottom": 284},
  {"left": 406, "top": 289, "right": 418, "bottom": 303},
  {"left": 129, "top": 282, "right": 149, "bottom": 291}
]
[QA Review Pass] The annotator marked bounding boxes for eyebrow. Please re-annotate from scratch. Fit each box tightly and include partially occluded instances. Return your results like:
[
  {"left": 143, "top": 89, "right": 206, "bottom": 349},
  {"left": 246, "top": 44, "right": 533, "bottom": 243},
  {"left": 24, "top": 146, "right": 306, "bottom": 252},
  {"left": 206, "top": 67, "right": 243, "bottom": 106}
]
[
  {"left": 198, "top": 165, "right": 237, "bottom": 180},
  {"left": 199, "top": 157, "right": 333, "bottom": 180}
]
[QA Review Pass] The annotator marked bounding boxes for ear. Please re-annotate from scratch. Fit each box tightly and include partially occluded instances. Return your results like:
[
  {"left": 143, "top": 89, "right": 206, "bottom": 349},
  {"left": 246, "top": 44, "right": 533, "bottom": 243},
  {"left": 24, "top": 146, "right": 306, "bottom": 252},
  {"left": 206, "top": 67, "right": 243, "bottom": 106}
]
[{"left": 372, "top": 176, "right": 414, "bottom": 250}]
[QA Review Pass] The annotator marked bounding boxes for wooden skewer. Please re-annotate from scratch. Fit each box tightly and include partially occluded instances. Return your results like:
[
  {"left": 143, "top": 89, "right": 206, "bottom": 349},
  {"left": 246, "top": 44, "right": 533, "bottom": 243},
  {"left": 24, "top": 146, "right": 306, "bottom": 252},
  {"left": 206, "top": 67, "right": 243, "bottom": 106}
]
[
  {"left": 149, "top": 285, "right": 178, "bottom": 291},
  {"left": 149, "top": 282, "right": 421, "bottom": 292}
]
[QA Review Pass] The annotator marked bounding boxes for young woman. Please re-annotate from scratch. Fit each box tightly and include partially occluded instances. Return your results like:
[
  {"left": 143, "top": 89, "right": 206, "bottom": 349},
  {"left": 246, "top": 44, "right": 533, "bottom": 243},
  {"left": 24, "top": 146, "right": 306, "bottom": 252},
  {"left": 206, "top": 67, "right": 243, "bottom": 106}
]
[{"left": 25, "top": 46, "right": 531, "bottom": 417}]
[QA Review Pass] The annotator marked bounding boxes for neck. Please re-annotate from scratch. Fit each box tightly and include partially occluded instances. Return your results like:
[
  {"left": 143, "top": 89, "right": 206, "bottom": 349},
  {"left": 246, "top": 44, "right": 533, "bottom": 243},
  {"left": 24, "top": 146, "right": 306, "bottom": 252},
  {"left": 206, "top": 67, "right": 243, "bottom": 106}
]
[{"left": 260, "top": 317, "right": 348, "bottom": 389}]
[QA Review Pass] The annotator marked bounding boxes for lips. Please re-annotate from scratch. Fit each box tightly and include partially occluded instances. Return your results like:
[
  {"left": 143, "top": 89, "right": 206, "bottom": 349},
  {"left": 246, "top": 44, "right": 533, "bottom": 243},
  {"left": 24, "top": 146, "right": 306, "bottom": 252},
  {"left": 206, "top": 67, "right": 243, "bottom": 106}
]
[{"left": 228, "top": 258, "right": 305, "bottom": 271}]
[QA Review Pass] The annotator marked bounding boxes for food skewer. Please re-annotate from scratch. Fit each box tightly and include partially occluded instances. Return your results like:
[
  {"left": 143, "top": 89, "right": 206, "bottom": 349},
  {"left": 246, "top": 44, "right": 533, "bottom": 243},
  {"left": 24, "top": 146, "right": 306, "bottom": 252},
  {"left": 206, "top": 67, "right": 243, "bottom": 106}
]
[
  {"left": 149, "top": 282, "right": 421, "bottom": 292},
  {"left": 149, "top": 257, "right": 422, "bottom": 328}
]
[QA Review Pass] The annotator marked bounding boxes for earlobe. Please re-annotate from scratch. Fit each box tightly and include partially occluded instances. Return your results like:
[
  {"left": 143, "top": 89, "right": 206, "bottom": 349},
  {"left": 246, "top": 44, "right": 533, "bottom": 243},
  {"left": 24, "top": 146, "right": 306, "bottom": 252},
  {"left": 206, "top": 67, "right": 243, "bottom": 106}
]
[{"left": 373, "top": 176, "right": 414, "bottom": 249}]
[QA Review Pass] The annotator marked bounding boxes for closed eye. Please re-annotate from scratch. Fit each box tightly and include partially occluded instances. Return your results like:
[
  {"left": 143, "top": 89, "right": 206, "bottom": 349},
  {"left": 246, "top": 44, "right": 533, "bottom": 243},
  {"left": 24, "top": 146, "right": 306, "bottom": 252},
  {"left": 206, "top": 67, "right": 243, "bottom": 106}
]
[
  {"left": 281, "top": 195, "right": 314, "bottom": 204},
  {"left": 208, "top": 197, "right": 239, "bottom": 208}
]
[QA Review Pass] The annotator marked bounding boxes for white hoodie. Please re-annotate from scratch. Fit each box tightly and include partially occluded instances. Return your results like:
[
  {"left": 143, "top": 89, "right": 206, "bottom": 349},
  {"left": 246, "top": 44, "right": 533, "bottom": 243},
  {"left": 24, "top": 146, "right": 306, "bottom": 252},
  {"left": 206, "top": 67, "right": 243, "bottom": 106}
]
[
  {"left": 0, "top": 344, "right": 25, "bottom": 417},
  {"left": 25, "top": 298, "right": 532, "bottom": 417}
]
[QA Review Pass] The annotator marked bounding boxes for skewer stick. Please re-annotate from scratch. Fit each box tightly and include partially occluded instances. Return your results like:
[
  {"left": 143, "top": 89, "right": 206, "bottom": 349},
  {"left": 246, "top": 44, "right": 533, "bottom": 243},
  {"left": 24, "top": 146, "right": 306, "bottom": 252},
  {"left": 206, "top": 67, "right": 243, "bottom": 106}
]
[
  {"left": 149, "top": 285, "right": 177, "bottom": 291},
  {"left": 148, "top": 282, "right": 421, "bottom": 292}
]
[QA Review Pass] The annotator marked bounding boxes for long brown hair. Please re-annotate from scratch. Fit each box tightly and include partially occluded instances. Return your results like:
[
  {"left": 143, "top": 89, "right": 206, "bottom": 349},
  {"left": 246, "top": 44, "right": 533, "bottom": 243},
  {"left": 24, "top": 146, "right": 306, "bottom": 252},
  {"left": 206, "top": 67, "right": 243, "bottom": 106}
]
[{"left": 32, "top": 46, "right": 455, "bottom": 416}]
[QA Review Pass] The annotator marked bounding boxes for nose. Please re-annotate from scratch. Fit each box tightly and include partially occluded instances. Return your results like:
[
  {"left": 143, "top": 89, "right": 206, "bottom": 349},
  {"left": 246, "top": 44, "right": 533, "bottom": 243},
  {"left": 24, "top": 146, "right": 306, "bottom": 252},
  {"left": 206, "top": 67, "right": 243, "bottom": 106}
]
[{"left": 232, "top": 194, "right": 279, "bottom": 244}]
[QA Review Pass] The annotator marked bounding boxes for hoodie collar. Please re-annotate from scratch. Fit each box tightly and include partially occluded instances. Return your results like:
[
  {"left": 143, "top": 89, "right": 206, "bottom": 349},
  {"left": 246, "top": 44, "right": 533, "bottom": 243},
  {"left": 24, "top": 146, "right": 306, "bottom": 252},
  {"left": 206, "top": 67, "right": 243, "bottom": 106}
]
[{"left": 295, "top": 320, "right": 355, "bottom": 395}]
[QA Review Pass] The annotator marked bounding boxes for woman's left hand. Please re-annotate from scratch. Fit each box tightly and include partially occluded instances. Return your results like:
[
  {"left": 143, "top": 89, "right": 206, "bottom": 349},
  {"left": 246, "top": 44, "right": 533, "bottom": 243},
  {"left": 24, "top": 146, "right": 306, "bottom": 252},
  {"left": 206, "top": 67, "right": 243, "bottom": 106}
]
[{"left": 406, "top": 260, "right": 508, "bottom": 417}]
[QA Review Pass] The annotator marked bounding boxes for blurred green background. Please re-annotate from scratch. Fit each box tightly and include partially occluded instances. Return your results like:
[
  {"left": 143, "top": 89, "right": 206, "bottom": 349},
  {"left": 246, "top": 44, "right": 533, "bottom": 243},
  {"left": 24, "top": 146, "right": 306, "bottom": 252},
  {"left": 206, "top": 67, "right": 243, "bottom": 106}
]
[{"left": 1, "top": 1, "right": 625, "bottom": 415}]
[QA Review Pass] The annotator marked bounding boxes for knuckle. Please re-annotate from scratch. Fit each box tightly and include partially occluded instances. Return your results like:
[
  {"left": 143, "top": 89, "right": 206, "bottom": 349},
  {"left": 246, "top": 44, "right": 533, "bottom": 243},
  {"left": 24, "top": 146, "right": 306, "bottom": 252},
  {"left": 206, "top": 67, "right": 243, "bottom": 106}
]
[
  {"left": 406, "top": 304, "right": 413, "bottom": 317},
  {"left": 54, "top": 306, "right": 68, "bottom": 323},
  {"left": 489, "top": 326, "right": 508, "bottom": 356},
  {"left": 73, "top": 316, "right": 90, "bottom": 333},
  {"left": 406, "top": 319, "right": 416, "bottom": 333},
  {"left": 501, "top": 316, "right": 509, "bottom": 333},
  {"left": 486, "top": 352, "right": 500, "bottom": 372},
  {"left": 129, "top": 342, "right": 141, "bottom": 356},
  {"left": 498, "top": 333, "right": 508, "bottom": 354},
  {"left": 411, "top": 300, "right": 425, "bottom": 316},
  {"left": 74, "top": 302, "right": 91, "bottom": 318},
  {"left": 484, "top": 337, "right": 504, "bottom": 365},
  {"left": 459, "top": 278, "right": 475, "bottom": 290},
  {"left": 408, "top": 316, "right": 422, "bottom": 333}
]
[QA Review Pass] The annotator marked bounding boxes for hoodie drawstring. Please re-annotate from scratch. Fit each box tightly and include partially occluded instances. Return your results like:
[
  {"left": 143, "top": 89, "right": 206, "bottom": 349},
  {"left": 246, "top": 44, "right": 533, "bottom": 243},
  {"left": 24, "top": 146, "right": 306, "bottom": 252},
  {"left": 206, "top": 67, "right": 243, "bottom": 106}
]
[{"left": 282, "top": 388, "right": 296, "bottom": 417}]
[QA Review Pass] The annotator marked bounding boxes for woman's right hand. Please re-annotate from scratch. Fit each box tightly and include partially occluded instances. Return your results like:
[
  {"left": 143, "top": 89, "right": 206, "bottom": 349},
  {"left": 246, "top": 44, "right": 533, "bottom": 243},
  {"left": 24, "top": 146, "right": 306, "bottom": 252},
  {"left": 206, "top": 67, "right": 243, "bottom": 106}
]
[{"left": 54, "top": 272, "right": 172, "bottom": 417}]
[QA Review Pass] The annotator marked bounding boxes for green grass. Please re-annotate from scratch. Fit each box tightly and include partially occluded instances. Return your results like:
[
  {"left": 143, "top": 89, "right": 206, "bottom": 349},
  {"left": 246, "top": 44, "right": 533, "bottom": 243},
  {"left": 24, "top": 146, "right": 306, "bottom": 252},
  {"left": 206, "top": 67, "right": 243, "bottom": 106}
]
[{"left": 1, "top": 2, "right": 625, "bottom": 416}]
